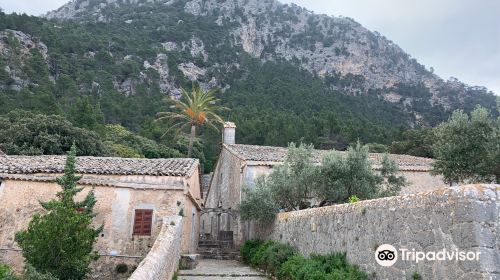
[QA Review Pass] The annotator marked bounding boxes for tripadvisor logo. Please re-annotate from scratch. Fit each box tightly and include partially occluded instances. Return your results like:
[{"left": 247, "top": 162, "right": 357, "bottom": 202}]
[
  {"left": 375, "top": 244, "right": 481, "bottom": 267},
  {"left": 375, "top": 244, "right": 397, "bottom": 267}
]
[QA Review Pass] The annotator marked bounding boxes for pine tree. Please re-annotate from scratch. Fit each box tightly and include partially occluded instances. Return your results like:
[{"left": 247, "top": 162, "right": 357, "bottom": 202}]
[{"left": 15, "top": 144, "right": 102, "bottom": 280}]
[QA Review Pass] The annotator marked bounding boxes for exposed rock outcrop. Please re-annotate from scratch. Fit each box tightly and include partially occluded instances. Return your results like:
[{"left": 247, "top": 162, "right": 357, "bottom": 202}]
[{"left": 33, "top": 0, "right": 499, "bottom": 120}]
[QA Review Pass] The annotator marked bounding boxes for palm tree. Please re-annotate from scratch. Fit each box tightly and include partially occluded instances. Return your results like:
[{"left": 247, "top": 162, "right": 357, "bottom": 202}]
[{"left": 156, "top": 84, "right": 228, "bottom": 158}]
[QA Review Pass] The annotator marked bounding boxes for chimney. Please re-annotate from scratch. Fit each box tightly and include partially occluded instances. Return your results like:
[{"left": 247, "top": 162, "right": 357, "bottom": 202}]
[{"left": 223, "top": 122, "right": 236, "bottom": 145}]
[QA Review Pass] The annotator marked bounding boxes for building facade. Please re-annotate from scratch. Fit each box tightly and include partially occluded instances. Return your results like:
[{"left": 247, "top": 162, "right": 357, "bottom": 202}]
[
  {"left": 0, "top": 155, "right": 202, "bottom": 275},
  {"left": 203, "top": 123, "right": 447, "bottom": 248}
]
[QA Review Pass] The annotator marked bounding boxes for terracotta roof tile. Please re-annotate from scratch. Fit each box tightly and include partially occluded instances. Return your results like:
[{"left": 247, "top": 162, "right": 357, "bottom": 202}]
[
  {"left": 0, "top": 155, "right": 198, "bottom": 177},
  {"left": 225, "top": 144, "right": 434, "bottom": 171}
]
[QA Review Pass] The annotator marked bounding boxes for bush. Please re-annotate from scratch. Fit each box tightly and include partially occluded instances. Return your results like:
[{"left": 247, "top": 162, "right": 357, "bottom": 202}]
[
  {"left": 348, "top": 195, "right": 360, "bottom": 203},
  {"left": 241, "top": 240, "right": 367, "bottom": 280},
  {"left": 240, "top": 239, "right": 264, "bottom": 263},
  {"left": 279, "top": 253, "right": 367, "bottom": 280},
  {"left": 412, "top": 271, "right": 422, "bottom": 280},
  {"left": 20, "top": 265, "right": 58, "bottom": 280},
  {"left": 258, "top": 242, "right": 297, "bottom": 275},
  {"left": 0, "top": 264, "right": 12, "bottom": 279},
  {"left": 277, "top": 255, "right": 310, "bottom": 279},
  {"left": 0, "top": 264, "right": 57, "bottom": 280},
  {"left": 250, "top": 240, "right": 275, "bottom": 267},
  {"left": 115, "top": 263, "right": 128, "bottom": 274}
]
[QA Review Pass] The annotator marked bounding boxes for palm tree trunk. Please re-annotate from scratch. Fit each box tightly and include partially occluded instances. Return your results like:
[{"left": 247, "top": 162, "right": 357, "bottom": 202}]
[{"left": 188, "top": 125, "right": 196, "bottom": 158}]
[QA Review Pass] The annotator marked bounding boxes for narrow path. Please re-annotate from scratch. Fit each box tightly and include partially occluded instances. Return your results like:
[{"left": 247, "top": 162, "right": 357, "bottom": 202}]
[{"left": 177, "top": 259, "right": 268, "bottom": 280}]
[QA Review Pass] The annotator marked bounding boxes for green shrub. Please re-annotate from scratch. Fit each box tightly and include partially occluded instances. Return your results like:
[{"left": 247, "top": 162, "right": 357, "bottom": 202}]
[
  {"left": 241, "top": 240, "right": 367, "bottom": 280},
  {"left": 412, "top": 271, "right": 422, "bottom": 280},
  {"left": 278, "top": 253, "right": 367, "bottom": 280},
  {"left": 277, "top": 255, "right": 311, "bottom": 279},
  {"left": 348, "top": 195, "right": 360, "bottom": 203},
  {"left": 250, "top": 240, "right": 275, "bottom": 267},
  {"left": 311, "top": 253, "right": 367, "bottom": 279},
  {"left": 0, "top": 264, "right": 12, "bottom": 279},
  {"left": 240, "top": 239, "right": 264, "bottom": 263},
  {"left": 258, "top": 242, "right": 298, "bottom": 275},
  {"left": 115, "top": 263, "right": 128, "bottom": 274},
  {"left": 21, "top": 265, "right": 58, "bottom": 280},
  {"left": 0, "top": 264, "right": 58, "bottom": 280}
]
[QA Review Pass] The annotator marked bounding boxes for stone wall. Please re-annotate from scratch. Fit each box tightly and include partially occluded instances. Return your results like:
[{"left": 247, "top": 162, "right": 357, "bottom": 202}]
[
  {"left": 129, "top": 216, "right": 183, "bottom": 280},
  {"left": 253, "top": 184, "right": 500, "bottom": 279}
]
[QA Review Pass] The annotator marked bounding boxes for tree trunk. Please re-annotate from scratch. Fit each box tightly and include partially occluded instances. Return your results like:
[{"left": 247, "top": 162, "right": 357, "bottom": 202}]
[{"left": 187, "top": 125, "right": 196, "bottom": 158}]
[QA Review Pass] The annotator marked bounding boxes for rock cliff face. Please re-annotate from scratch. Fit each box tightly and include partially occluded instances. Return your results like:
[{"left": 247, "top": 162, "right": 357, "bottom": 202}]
[
  {"left": 0, "top": 30, "right": 51, "bottom": 91},
  {"left": 47, "top": 0, "right": 430, "bottom": 91},
  {"left": 43, "top": 0, "right": 496, "bottom": 119}
]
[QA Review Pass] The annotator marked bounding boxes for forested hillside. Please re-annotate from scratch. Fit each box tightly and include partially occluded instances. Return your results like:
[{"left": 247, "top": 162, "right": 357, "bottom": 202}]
[{"left": 0, "top": 0, "right": 497, "bottom": 170}]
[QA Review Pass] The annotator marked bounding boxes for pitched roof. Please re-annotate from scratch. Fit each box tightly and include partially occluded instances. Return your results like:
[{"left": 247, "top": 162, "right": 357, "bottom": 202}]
[
  {"left": 201, "top": 173, "right": 213, "bottom": 190},
  {"left": 0, "top": 155, "right": 198, "bottom": 177},
  {"left": 224, "top": 144, "right": 434, "bottom": 171}
]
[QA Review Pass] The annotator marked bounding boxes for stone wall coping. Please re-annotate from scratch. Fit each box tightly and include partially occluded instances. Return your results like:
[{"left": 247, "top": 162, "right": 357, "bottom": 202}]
[
  {"left": 256, "top": 184, "right": 499, "bottom": 279},
  {"left": 275, "top": 184, "right": 499, "bottom": 221},
  {"left": 128, "top": 215, "right": 183, "bottom": 280}
]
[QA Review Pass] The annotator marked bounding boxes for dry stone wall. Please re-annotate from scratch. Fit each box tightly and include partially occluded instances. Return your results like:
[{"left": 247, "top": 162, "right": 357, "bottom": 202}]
[
  {"left": 254, "top": 184, "right": 500, "bottom": 279},
  {"left": 128, "top": 216, "right": 183, "bottom": 280}
]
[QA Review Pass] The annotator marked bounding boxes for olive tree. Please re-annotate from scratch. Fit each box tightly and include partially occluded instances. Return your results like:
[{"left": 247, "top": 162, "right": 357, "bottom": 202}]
[
  {"left": 314, "top": 142, "right": 378, "bottom": 203},
  {"left": 239, "top": 143, "right": 316, "bottom": 222},
  {"left": 240, "top": 142, "right": 406, "bottom": 222},
  {"left": 432, "top": 106, "right": 499, "bottom": 184}
]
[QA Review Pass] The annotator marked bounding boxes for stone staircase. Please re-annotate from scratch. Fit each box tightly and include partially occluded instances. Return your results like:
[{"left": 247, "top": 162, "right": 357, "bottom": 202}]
[
  {"left": 177, "top": 259, "right": 267, "bottom": 280},
  {"left": 197, "top": 240, "right": 239, "bottom": 260}
]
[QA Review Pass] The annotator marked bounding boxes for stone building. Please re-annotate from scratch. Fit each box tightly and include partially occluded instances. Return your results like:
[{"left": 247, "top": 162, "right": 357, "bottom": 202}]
[
  {"left": 0, "top": 155, "right": 202, "bottom": 275},
  {"left": 203, "top": 123, "right": 447, "bottom": 248}
]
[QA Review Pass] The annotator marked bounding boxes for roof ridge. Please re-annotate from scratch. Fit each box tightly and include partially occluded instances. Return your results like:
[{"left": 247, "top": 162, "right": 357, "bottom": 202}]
[
  {"left": 224, "top": 144, "right": 434, "bottom": 171},
  {"left": 227, "top": 143, "right": 435, "bottom": 161}
]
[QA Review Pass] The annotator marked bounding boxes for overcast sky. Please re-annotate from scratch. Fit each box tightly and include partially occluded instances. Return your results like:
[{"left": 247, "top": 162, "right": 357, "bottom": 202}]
[{"left": 1, "top": 0, "right": 499, "bottom": 95}]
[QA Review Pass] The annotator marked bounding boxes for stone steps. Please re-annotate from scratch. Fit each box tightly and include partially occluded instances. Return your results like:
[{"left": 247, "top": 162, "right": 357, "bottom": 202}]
[
  {"left": 197, "top": 239, "right": 238, "bottom": 260},
  {"left": 177, "top": 259, "right": 267, "bottom": 280},
  {"left": 197, "top": 248, "right": 239, "bottom": 260}
]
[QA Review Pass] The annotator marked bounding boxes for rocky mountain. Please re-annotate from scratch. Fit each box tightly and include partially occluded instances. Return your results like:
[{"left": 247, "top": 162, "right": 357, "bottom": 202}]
[
  {"left": 44, "top": 0, "right": 497, "bottom": 117},
  {"left": 0, "top": 0, "right": 497, "bottom": 152}
]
